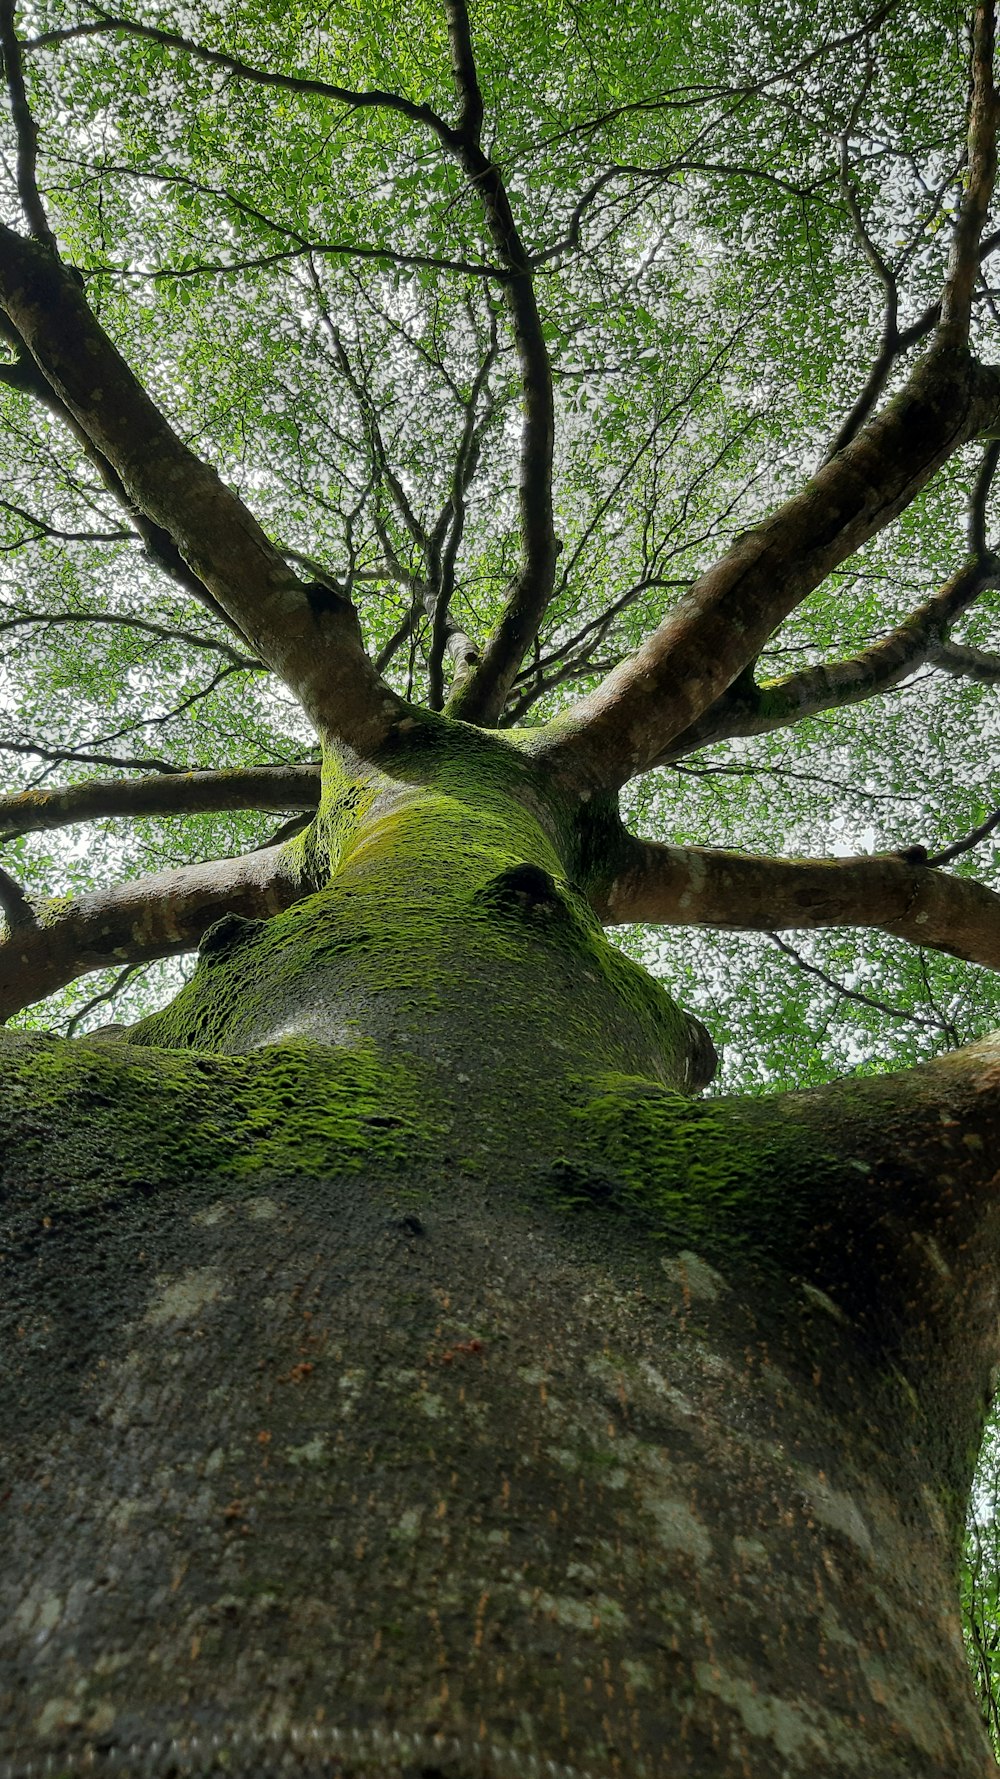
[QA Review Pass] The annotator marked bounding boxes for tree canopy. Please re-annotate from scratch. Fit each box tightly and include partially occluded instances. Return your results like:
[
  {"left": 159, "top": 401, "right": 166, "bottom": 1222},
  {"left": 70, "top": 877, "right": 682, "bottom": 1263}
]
[{"left": 0, "top": 0, "right": 997, "bottom": 1092}]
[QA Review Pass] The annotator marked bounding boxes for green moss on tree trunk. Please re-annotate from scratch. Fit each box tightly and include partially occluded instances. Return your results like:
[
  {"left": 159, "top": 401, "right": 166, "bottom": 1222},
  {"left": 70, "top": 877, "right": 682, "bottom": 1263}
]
[{"left": 2, "top": 734, "right": 999, "bottom": 1778}]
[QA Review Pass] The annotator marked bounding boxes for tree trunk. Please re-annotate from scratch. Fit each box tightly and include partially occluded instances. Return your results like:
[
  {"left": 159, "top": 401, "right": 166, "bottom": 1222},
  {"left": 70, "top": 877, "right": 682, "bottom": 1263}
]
[{"left": 2, "top": 726, "right": 999, "bottom": 1779}]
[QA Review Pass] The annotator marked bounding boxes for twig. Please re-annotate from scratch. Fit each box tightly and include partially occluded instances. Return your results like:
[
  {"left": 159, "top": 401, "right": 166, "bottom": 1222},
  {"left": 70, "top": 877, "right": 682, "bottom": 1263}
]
[
  {"left": 766, "top": 932, "right": 942, "bottom": 1031},
  {"left": 927, "top": 805, "right": 1000, "bottom": 867}
]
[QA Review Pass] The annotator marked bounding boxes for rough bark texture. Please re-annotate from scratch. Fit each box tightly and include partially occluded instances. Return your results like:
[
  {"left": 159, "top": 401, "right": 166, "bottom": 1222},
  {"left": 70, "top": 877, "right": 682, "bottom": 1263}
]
[
  {"left": 2, "top": 741, "right": 1000, "bottom": 1779},
  {"left": 0, "top": 844, "right": 303, "bottom": 1021}
]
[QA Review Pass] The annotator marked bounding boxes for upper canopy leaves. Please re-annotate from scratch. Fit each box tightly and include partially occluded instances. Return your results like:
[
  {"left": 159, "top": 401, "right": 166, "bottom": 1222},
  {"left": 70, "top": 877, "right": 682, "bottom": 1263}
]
[{"left": 0, "top": 0, "right": 999, "bottom": 1081}]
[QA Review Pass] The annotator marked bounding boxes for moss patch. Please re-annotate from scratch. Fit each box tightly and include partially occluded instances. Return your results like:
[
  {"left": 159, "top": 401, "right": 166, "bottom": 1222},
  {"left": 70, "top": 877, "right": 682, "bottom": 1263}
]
[
  {"left": 0, "top": 1033, "right": 432, "bottom": 1219},
  {"left": 125, "top": 731, "right": 702, "bottom": 1091},
  {"left": 549, "top": 1073, "right": 846, "bottom": 1274}
]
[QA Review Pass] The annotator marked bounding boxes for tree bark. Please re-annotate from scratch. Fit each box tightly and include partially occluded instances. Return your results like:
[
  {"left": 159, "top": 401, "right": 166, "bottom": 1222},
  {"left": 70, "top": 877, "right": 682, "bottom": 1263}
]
[{"left": 1, "top": 732, "right": 998, "bottom": 1779}]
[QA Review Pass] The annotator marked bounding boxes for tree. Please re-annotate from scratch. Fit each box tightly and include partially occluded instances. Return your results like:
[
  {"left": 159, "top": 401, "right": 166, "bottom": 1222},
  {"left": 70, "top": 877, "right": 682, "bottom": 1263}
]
[{"left": 4, "top": 0, "right": 1000, "bottom": 1772}]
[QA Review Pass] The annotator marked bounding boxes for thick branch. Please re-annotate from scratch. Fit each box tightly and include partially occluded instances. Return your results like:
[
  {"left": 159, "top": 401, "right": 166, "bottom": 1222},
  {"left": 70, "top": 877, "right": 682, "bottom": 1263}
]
[
  {"left": 599, "top": 837, "right": 1000, "bottom": 973},
  {"left": 0, "top": 230, "right": 403, "bottom": 750},
  {"left": 0, "top": 844, "right": 302, "bottom": 1021},
  {"left": 656, "top": 551, "right": 1000, "bottom": 761},
  {"left": 535, "top": 340, "right": 1000, "bottom": 792},
  {"left": 932, "top": 638, "right": 1000, "bottom": 680},
  {"left": 443, "top": 0, "right": 483, "bottom": 142},
  {"left": 0, "top": 764, "right": 320, "bottom": 843}
]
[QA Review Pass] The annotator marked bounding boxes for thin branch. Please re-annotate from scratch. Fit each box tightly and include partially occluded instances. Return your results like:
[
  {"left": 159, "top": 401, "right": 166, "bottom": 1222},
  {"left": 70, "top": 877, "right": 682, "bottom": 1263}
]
[
  {"left": 534, "top": 336, "right": 1000, "bottom": 794},
  {"left": 968, "top": 434, "right": 1000, "bottom": 553},
  {"left": 40, "top": 663, "right": 253, "bottom": 761},
  {"left": 529, "top": 167, "right": 622, "bottom": 267},
  {"left": 309, "top": 296, "right": 431, "bottom": 562},
  {"left": 511, "top": 351, "right": 763, "bottom": 713},
  {"left": 822, "top": 162, "right": 1000, "bottom": 458},
  {"left": 96, "top": 239, "right": 501, "bottom": 284},
  {"left": 917, "top": 947, "right": 963, "bottom": 1047},
  {"left": 0, "top": 324, "right": 243, "bottom": 628},
  {"left": 823, "top": 76, "right": 904, "bottom": 462},
  {"left": 26, "top": 10, "right": 451, "bottom": 139},
  {"left": 427, "top": 313, "right": 497, "bottom": 707},
  {"left": 669, "top": 756, "right": 929, "bottom": 805},
  {"left": 597, "top": 835, "right": 1000, "bottom": 974},
  {"left": 373, "top": 599, "right": 423, "bottom": 675},
  {"left": 927, "top": 805, "right": 1000, "bottom": 867},
  {"left": 0, "top": 607, "right": 262, "bottom": 668},
  {"left": 501, "top": 653, "right": 618, "bottom": 725},
  {"left": 766, "top": 932, "right": 944, "bottom": 1032},
  {"left": 0, "top": 490, "right": 130, "bottom": 545},
  {"left": 0, "top": 0, "right": 56, "bottom": 249},
  {"left": 305, "top": 91, "right": 516, "bottom": 719},
  {"left": 657, "top": 547, "right": 1000, "bottom": 762},
  {"left": 67, "top": 159, "right": 503, "bottom": 285},
  {"left": 941, "top": 0, "right": 999, "bottom": 344},
  {"left": 530, "top": 3, "right": 900, "bottom": 159},
  {"left": 656, "top": 441, "right": 1000, "bottom": 761},
  {"left": 0, "top": 736, "right": 185, "bottom": 773},
  {"left": 64, "top": 960, "right": 143, "bottom": 1038}
]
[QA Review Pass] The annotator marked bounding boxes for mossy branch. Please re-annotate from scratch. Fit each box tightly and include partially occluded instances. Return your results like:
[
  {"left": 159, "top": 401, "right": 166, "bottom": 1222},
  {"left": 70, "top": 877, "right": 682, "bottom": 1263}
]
[{"left": 0, "top": 844, "right": 302, "bottom": 1021}]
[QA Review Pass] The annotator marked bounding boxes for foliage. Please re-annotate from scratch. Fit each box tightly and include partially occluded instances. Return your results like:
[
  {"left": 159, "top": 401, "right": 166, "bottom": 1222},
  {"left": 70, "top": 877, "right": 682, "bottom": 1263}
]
[{"left": 0, "top": 0, "right": 992, "bottom": 1075}]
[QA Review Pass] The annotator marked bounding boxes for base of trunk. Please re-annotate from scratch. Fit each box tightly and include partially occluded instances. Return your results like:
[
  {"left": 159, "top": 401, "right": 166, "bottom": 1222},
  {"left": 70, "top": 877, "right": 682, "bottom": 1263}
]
[{"left": 0, "top": 1031, "right": 994, "bottom": 1779}]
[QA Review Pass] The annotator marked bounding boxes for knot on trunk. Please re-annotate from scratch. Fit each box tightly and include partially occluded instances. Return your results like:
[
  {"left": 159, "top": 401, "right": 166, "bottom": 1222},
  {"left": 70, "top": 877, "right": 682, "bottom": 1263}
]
[
  {"left": 199, "top": 912, "right": 265, "bottom": 958},
  {"left": 473, "top": 862, "right": 565, "bottom": 917}
]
